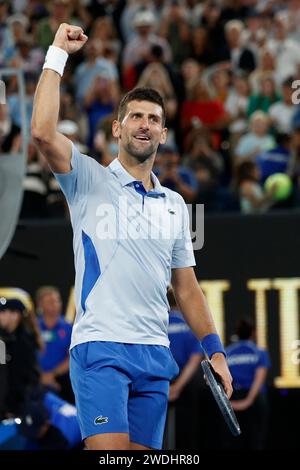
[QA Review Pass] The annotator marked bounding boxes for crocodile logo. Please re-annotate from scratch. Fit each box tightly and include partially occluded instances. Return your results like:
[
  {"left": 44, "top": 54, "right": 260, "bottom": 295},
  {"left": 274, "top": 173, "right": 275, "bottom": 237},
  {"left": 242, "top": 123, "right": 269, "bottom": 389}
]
[
  {"left": 94, "top": 416, "right": 109, "bottom": 425},
  {"left": 168, "top": 208, "right": 176, "bottom": 215}
]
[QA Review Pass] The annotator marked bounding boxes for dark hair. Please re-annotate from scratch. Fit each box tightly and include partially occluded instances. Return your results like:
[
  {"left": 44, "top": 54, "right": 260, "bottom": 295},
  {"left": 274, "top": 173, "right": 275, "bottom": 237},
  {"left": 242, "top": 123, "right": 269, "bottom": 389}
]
[
  {"left": 118, "top": 87, "right": 166, "bottom": 125},
  {"left": 236, "top": 318, "right": 255, "bottom": 340},
  {"left": 234, "top": 161, "right": 258, "bottom": 186}
]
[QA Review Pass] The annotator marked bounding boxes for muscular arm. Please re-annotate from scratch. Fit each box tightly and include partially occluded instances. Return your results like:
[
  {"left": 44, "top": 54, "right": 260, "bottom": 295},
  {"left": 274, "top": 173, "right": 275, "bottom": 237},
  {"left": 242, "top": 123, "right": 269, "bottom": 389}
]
[
  {"left": 31, "top": 70, "right": 72, "bottom": 173},
  {"left": 31, "top": 23, "right": 88, "bottom": 173},
  {"left": 171, "top": 267, "right": 233, "bottom": 397}
]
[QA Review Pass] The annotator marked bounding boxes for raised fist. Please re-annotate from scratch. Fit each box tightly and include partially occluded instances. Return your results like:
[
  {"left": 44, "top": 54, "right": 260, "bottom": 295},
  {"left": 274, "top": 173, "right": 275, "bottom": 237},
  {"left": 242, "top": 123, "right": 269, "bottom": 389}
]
[{"left": 53, "top": 23, "right": 88, "bottom": 54}]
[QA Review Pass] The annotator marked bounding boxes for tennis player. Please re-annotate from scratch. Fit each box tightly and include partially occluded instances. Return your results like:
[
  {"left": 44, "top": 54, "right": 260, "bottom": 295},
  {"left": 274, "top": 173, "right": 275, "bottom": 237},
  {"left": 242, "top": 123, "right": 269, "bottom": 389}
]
[{"left": 31, "top": 24, "right": 232, "bottom": 450}]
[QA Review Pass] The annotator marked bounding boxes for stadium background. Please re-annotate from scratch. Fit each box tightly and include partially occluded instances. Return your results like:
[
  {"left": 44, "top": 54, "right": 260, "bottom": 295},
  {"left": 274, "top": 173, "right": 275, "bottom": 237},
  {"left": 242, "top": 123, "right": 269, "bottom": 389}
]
[{"left": 1, "top": 0, "right": 300, "bottom": 450}]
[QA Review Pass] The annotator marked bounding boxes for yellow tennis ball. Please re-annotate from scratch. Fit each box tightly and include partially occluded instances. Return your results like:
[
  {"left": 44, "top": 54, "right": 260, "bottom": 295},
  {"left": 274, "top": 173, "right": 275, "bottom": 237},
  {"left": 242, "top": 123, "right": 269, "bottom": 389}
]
[{"left": 264, "top": 173, "right": 292, "bottom": 201}]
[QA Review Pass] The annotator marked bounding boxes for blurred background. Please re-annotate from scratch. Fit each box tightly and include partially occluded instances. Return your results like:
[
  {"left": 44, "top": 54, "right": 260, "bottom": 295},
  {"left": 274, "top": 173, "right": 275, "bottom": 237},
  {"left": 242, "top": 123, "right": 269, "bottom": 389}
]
[{"left": 1, "top": 0, "right": 300, "bottom": 451}]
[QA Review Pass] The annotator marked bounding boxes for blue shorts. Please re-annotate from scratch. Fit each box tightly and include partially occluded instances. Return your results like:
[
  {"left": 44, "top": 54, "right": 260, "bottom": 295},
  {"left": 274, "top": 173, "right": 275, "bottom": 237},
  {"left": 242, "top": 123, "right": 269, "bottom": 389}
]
[{"left": 70, "top": 341, "right": 179, "bottom": 449}]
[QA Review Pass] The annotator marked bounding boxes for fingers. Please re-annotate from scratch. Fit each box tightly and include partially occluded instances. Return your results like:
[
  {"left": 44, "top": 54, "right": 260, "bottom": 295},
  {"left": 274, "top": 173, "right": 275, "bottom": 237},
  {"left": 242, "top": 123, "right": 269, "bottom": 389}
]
[
  {"left": 223, "top": 378, "right": 233, "bottom": 399},
  {"left": 67, "top": 26, "right": 85, "bottom": 40}
]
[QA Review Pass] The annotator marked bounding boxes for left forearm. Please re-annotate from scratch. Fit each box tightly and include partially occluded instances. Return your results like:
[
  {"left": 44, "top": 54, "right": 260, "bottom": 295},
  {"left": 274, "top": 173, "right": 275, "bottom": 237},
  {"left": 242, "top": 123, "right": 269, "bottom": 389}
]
[{"left": 173, "top": 279, "right": 217, "bottom": 340}]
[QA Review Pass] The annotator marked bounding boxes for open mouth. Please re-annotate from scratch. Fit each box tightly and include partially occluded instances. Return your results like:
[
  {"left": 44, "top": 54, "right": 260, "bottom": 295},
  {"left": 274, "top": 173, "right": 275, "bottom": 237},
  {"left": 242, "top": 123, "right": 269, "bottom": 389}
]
[{"left": 134, "top": 135, "right": 151, "bottom": 142}]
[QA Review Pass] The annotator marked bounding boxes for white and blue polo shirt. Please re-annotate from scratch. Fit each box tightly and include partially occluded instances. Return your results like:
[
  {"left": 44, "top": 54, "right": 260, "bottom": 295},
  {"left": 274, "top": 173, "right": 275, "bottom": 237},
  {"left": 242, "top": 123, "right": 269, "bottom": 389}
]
[{"left": 54, "top": 144, "right": 195, "bottom": 349}]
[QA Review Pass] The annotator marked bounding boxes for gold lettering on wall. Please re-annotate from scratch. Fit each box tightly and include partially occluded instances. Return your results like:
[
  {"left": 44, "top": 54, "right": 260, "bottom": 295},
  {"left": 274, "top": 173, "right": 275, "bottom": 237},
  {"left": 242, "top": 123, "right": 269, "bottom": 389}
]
[
  {"left": 248, "top": 279, "right": 272, "bottom": 349},
  {"left": 273, "top": 278, "right": 300, "bottom": 388},
  {"left": 199, "top": 281, "right": 230, "bottom": 343}
]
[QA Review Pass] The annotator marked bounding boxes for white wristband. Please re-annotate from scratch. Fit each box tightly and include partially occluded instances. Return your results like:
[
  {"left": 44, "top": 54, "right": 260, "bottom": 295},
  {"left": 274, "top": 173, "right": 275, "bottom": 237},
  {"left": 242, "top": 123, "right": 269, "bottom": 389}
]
[{"left": 43, "top": 45, "right": 69, "bottom": 77}]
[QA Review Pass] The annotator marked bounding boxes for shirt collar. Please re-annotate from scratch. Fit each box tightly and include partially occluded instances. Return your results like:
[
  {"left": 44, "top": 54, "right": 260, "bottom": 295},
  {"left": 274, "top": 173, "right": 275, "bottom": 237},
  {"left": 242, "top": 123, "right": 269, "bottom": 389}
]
[{"left": 108, "top": 158, "right": 166, "bottom": 197}]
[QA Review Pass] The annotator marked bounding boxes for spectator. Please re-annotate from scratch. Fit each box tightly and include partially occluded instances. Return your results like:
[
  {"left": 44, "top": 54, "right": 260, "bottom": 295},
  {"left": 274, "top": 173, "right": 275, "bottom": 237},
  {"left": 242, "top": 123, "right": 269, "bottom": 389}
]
[
  {"left": 159, "top": 1, "right": 192, "bottom": 68},
  {"left": 122, "top": 10, "right": 172, "bottom": 73},
  {"left": 137, "top": 63, "right": 178, "bottom": 126},
  {"left": 223, "top": 20, "right": 256, "bottom": 73},
  {"left": 235, "top": 111, "right": 276, "bottom": 162},
  {"left": 256, "top": 133, "right": 292, "bottom": 183},
  {"left": 269, "top": 77, "right": 296, "bottom": 134},
  {"left": 0, "top": 298, "right": 41, "bottom": 419},
  {"left": 36, "top": 286, "right": 73, "bottom": 403},
  {"left": 225, "top": 71, "right": 250, "bottom": 148},
  {"left": 36, "top": 0, "right": 80, "bottom": 52},
  {"left": 192, "top": 158, "right": 237, "bottom": 212},
  {"left": 83, "top": 72, "right": 118, "bottom": 151},
  {"left": 225, "top": 318, "right": 271, "bottom": 450},
  {"left": 74, "top": 38, "right": 119, "bottom": 105},
  {"left": 247, "top": 74, "right": 280, "bottom": 118},
  {"left": 267, "top": 12, "right": 300, "bottom": 84},
  {"left": 249, "top": 48, "right": 278, "bottom": 93},
  {"left": 154, "top": 144, "right": 198, "bottom": 203},
  {"left": 234, "top": 160, "right": 276, "bottom": 214}
]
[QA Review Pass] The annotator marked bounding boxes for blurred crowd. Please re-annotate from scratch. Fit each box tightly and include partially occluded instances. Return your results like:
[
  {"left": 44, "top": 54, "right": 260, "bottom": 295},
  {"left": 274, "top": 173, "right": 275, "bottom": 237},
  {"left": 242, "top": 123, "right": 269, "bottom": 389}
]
[{"left": 2, "top": 0, "right": 300, "bottom": 215}]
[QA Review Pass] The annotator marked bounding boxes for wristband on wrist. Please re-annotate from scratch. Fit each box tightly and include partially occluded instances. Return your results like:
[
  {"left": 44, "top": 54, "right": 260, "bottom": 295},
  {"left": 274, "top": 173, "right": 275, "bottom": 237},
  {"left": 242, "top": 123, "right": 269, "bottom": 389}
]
[
  {"left": 43, "top": 45, "right": 69, "bottom": 77},
  {"left": 201, "top": 333, "right": 226, "bottom": 359}
]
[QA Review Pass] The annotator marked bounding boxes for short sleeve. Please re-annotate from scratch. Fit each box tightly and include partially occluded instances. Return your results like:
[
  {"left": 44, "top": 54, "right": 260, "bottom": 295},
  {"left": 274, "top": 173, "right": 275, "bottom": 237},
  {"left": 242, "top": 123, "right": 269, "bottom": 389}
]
[
  {"left": 171, "top": 198, "right": 196, "bottom": 269},
  {"left": 53, "top": 143, "right": 105, "bottom": 205}
]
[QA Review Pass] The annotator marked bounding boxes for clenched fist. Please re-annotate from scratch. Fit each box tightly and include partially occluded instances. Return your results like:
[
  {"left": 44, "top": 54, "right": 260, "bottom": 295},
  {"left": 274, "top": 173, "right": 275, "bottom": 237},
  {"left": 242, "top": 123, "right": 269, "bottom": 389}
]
[{"left": 53, "top": 23, "right": 88, "bottom": 54}]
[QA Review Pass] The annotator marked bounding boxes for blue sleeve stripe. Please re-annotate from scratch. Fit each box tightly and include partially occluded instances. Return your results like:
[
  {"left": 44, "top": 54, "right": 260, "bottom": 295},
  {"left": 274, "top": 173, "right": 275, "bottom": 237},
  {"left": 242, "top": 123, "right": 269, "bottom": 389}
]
[{"left": 81, "top": 230, "right": 101, "bottom": 313}]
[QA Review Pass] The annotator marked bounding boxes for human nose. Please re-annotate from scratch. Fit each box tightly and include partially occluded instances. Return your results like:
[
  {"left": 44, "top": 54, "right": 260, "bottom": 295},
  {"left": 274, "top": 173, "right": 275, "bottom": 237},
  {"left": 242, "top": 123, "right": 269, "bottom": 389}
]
[{"left": 139, "top": 116, "right": 149, "bottom": 129}]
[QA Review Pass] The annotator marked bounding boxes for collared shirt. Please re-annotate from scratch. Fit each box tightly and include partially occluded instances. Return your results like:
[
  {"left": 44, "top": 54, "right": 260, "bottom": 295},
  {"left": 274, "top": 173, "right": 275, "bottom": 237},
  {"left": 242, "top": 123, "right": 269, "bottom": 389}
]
[
  {"left": 226, "top": 340, "right": 270, "bottom": 391},
  {"left": 54, "top": 144, "right": 195, "bottom": 349}
]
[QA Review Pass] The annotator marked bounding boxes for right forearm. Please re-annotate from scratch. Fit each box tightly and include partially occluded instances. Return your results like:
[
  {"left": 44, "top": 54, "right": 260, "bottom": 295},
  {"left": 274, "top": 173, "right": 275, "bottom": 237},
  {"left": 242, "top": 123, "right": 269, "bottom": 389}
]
[{"left": 31, "top": 70, "right": 61, "bottom": 142}]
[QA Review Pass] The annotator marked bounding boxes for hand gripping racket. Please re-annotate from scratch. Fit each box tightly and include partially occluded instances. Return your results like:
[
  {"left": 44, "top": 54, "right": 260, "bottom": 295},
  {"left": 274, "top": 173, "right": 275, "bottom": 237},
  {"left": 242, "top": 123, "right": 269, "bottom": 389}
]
[{"left": 201, "top": 359, "right": 241, "bottom": 436}]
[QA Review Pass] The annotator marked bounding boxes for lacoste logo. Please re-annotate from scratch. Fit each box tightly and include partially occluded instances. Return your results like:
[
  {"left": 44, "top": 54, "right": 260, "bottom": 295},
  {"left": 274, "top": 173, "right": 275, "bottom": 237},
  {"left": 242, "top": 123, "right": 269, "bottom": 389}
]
[
  {"left": 168, "top": 208, "right": 176, "bottom": 215},
  {"left": 94, "top": 416, "right": 109, "bottom": 425}
]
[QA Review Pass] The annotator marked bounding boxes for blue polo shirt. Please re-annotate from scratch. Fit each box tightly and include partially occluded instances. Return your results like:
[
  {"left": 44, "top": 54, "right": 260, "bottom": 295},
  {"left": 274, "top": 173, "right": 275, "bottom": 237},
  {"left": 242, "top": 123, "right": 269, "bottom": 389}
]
[
  {"left": 226, "top": 340, "right": 270, "bottom": 391},
  {"left": 168, "top": 310, "right": 203, "bottom": 370},
  {"left": 54, "top": 143, "right": 195, "bottom": 349},
  {"left": 38, "top": 317, "right": 72, "bottom": 372}
]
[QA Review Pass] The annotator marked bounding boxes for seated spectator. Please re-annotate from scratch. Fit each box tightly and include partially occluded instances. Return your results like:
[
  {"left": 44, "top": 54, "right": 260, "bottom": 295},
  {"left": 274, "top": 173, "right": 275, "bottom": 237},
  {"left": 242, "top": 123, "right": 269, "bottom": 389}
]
[
  {"left": 256, "top": 133, "right": 291, "bottom": 183},
  {"left": 234, "top": 160, "right": 276, "bottom": 214},
  {"left": 235, "top": 111, "right": 276, "bottom": 162},
  {"left": 36, "top": 286, "right": 73, "bottom": 404},
  {"left": 247, "top": 74, "right": 280, "bottom": 118},
  {"left": 154, "top": 145, "right": 198, "bottom": 203},
  {"left": 269, "top": 77, "right": 295, "bottom": 134}
]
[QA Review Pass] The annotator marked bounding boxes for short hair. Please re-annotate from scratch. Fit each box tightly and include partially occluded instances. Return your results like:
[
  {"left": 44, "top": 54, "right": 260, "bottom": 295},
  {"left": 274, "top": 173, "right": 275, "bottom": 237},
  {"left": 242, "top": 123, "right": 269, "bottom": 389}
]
[
  {"left": 236, "top": 318, "right": 255, "bottom": 340},
  {"left": 118, "top": 87, "right": 166, "bottom": 126},
  {"left": 35, "top": 286, "right": 61, "bottom": 305}
]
